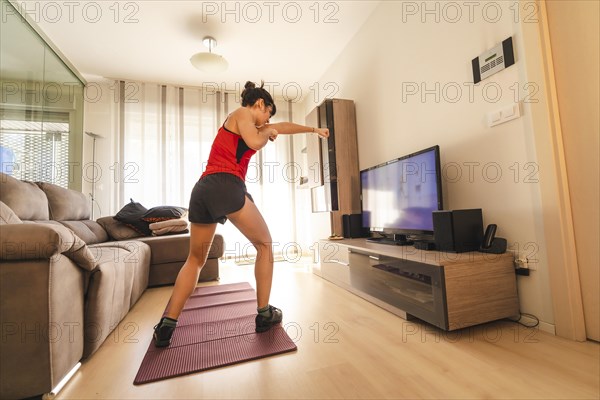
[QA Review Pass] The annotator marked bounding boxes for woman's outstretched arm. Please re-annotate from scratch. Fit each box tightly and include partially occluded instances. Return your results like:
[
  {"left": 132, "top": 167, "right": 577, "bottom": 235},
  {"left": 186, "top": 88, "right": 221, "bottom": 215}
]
[{"left": 264, "top": 122, "right": 329, "bottom": 138}]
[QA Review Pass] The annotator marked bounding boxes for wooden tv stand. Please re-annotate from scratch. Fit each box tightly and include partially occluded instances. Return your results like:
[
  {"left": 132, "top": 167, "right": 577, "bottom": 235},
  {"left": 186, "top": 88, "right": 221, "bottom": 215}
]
[{"left": 316, "top": 239, "right": 519, "bottom": 330}]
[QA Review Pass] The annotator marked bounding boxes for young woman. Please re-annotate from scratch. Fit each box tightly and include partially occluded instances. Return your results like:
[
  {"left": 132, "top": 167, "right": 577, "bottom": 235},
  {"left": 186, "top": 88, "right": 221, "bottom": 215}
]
[{"left": 153, "top": 81, "right": 329, "bottom": 346}]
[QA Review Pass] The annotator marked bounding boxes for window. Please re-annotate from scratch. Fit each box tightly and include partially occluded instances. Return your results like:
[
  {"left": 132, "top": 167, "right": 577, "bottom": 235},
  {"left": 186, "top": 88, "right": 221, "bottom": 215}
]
[{"left": 0, "top": 110, "right": 71, "bottom": 187}]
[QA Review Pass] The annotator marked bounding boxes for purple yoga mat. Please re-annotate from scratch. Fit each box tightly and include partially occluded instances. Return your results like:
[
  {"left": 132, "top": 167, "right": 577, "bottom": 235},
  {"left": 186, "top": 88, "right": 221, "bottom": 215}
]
[{"left": 134, "top": 282, "right": 297, "bottom": 385}]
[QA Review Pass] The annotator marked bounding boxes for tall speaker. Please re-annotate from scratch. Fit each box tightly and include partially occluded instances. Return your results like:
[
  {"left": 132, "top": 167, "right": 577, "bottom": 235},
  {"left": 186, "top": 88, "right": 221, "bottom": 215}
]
[
  {"left": 342, "top": 214, "right": 368, "bottom": 238},
  {"left": 433, "top": 209, "right": 484, "bottom": 253}
]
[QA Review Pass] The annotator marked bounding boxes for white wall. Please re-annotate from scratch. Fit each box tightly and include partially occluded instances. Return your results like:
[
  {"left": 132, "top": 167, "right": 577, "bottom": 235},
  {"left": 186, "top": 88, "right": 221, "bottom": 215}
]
[{"left": 301, "top": 1, "right": 555, "bottom": 331}]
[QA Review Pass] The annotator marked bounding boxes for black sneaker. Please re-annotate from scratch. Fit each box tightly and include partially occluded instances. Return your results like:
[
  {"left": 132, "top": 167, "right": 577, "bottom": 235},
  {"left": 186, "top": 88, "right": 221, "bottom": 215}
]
[
  {"left": 153, "top": 318, "right": 176, "bottom": 347},
  {"left": 255, "top": 305, "right": 283, "bottom": 333}
]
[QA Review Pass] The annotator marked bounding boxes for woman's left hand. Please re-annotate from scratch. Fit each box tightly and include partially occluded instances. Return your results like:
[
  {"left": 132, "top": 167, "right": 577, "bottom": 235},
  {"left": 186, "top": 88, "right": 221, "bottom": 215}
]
[
  {"left": 258, "top": 126, "right": 278, "bottom": 142},
  {"left": 268, "top": 129, "right": 278, "bottom": 142}
]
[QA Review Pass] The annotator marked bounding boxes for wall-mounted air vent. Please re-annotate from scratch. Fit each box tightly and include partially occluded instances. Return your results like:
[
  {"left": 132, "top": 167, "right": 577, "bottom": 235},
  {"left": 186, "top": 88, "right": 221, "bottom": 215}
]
[{"left": 472, "top": 37, "right": 515, "bottom": 84}]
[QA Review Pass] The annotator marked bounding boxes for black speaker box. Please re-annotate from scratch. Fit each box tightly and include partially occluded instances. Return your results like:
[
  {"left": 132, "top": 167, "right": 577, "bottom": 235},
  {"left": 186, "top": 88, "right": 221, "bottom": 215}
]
[
  {"left": 342, "top": 214, "right": 368, "bottom": 238},
  {"left": 433, "top": 209, "right": 484, "bottom": 253}
]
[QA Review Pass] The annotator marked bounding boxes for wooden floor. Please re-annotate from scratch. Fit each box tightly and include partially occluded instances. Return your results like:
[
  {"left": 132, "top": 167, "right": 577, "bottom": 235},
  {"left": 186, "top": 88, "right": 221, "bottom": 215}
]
[{"left": 57, "top": 260, "right": 600, "bottom": 399}]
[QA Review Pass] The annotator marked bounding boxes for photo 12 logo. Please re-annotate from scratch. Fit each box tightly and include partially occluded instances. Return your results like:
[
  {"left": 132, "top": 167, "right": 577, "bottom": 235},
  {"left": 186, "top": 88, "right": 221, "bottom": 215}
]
[
  {"left": 1, "top": 81, "right": 82, "bottom": 105},
  {"left": 400, "top": 1, "right": 540, "bottom": 24},
  {"left": 400, "top": 81, "right": 540, "bottom": 105},
  {"left": 3, "top": 1, "right": 140, "bottom": 24},
  {"left": 201, "top": 1, "right": 340, "bottom": 24},
  {"left": 200, "top": 81, "right": 340, "bottom": 104},
  {"left": 441, "top": 161, "right": 540, "bottom": 184}
]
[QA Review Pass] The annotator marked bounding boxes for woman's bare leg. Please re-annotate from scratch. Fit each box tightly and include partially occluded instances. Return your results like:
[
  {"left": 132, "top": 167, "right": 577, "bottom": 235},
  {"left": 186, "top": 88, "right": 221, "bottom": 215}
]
[
  {"left": 163, "top": 222, "right": 217, "bottom": 319},
  {"left": 227, "top": 196, "right": 273, "bottom": 309}
]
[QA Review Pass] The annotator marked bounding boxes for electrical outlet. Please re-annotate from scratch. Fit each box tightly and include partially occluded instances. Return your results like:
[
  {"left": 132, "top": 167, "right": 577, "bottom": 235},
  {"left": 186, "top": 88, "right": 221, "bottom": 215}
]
[
  {"left": 514, "top": 257, "right": 531, "bottom": 276},
  {"left": 514, "top": 258, "right": 527, "bottom": 268}
]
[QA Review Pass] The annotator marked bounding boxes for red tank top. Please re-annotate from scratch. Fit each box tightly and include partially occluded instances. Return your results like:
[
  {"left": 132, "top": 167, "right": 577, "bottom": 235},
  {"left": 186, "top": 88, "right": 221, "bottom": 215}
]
[{"left": 201, "top": 124, "right": 257, "bottom": 181}]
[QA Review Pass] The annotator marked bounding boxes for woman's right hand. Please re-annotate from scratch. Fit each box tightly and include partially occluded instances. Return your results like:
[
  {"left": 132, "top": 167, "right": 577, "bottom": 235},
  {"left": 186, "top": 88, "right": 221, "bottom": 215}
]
[{"left": 315, "top": 128, "right": 330, "bottom": 139}]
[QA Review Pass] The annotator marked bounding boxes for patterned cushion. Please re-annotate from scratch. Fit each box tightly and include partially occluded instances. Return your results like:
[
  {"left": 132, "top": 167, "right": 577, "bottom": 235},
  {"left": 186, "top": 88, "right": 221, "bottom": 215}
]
[{"left": 141, "top": 206, "right": 188, "bottom": 223}]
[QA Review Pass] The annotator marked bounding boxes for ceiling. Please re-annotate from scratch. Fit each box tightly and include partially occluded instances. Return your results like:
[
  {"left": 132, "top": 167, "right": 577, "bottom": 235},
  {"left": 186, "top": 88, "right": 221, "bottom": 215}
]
[{"left": 12, "top": 1, "right": 381, "bottom": 98}]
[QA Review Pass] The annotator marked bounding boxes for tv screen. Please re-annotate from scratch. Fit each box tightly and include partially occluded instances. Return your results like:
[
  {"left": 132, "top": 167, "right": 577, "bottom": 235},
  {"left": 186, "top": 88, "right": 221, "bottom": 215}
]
[{"left": 360, "top": 145, "right": 443, "bottom": 235}]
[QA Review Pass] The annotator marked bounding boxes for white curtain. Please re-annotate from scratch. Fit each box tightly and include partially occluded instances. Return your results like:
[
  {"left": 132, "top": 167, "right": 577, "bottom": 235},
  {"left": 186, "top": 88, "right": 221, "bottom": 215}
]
[
  {"left": 121, "top": 84, "right": 217, "bottom": 208},
  {"left": 119, "top": 81, "right": 297, "bottom": 258}
]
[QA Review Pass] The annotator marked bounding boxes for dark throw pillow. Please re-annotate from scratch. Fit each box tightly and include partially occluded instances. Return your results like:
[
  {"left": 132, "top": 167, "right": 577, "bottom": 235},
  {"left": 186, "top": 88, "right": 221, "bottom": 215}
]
[
  {"left": 141, "top": 206, "right": 188, "bottom": 223},
  {"left": 114, "top": 199, "right": 151, "bottom": 236}
]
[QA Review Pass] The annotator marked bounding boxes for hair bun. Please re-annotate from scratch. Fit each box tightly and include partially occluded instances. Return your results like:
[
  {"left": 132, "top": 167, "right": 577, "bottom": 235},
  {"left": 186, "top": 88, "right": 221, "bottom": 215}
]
[{"left": 240, "top": 80, "right": 276, "bottom": 116}]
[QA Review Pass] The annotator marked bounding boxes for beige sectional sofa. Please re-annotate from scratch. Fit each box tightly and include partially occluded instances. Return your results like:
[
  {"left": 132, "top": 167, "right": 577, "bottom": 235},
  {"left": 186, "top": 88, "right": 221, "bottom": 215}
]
[{"left": 0, "top": 173, "right": 223, "bottom": 399}]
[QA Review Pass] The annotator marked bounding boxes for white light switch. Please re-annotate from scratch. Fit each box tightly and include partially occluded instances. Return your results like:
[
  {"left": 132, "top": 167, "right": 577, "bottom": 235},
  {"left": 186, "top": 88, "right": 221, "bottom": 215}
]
[
  {"left": 501, "top": 103, "right": 520, "bottom": 121},
  {"left": 487, "top": 111, "right": 501, "bottom": 127},
  {"left": 487, "top": 102, "right": 521, "bottom": 127}
]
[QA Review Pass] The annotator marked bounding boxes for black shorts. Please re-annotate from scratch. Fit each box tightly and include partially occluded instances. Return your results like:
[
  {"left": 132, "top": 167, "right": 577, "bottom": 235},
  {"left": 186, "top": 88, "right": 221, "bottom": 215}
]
[{"left": 188, "top": 173, "right": 254, "bottom": 224}]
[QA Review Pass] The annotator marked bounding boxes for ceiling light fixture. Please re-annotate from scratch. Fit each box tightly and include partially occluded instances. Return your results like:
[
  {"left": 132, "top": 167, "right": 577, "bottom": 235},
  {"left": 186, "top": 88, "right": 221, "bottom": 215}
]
[{"left": 190, "top": 36, "right": 228, "bottom": 73}]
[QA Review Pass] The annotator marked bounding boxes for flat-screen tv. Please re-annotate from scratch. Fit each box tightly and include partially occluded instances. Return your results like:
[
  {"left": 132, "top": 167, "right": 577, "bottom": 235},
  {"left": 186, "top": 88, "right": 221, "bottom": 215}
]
[{"left": 360, "top": 145, "right": 443, "bottom": 242}]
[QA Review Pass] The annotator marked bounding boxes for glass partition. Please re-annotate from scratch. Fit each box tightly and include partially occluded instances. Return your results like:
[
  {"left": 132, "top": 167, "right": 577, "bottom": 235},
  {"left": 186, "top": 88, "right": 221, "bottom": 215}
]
[{"left": 0, "top": 0, "right": 84, "bottom": 189}]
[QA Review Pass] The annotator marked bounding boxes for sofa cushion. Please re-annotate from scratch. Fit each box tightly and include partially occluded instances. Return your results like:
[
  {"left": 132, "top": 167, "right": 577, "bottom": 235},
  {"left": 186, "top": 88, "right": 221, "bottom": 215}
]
[
  {"left": 0, "top": 173, "right": 49, "bottom": 220},
  {"left": 0, "top": 201, "right": 22, "bottom": 225},
  {"left": 37, "top": 182, "right": 90, "bottom": 221},
  {"left": 96, "top": 216, "right": 142, "bottom": 241},
  {"left": 59, "top": 220, "right": 109, "bottom": 245}
]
